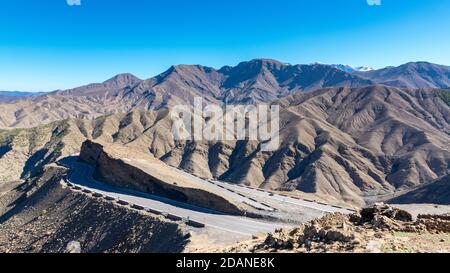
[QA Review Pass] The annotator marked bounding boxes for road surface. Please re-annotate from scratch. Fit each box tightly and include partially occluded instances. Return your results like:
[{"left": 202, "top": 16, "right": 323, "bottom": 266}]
[
  {"left": 208, "top": 180, "right": 354, "bottom": 214},
  {"left": 62, "top": 159, "right": 287, "bottom": 238},
  {"left": 60, "top": 155, "right": 354, "bottom": 239},
  {"left": 168, "top": 165, "right": 354, "bottom": 214},
  {"left": 124, "top": 158, "right": 273, "bottom": 211}
]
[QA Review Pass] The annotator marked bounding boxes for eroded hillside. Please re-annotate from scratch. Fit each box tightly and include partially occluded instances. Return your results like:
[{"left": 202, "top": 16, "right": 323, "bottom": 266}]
[
  {"left": 1, "top": 86, "right": 449, "bottom": 207},
  {"left": 0, "top": 166, "right": 189, "bottom": 253}
]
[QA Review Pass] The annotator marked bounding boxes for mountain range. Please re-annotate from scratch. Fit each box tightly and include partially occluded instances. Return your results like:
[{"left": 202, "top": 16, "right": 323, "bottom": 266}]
[
  {"left": 0, "top": 59, "right": 449, "bottom": 129},
  {"left": 0, "top": 58, "right": 449, "bottom": 206},
  {"left": 1, "top": 87, "right": 449, "bottom": 206}
]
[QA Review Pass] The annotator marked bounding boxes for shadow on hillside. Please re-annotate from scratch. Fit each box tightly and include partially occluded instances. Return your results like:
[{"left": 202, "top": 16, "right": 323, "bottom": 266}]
[
  {"left": 20, "top": 148, "right": 61, "bottom": 179},
  {"left": 0, "top": 144, "right": 12, "bottom": 158}
]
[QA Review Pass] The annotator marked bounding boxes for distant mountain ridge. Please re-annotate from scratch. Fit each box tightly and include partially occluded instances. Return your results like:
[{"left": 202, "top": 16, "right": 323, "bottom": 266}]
[
  {"left": 53, "top": 58, "right": 373, "bottom": 103},
  {"left": 52, "top": 73, "right": 142, "bottom": 97},
  {"left": 0, "top": 91, "right": 46, "bottom": 96},
  {"left": 354, "top": 62, "right": 450, "bottom": 89},
  {"left": 0, "top": 59, "right": 375, "bottom": 128},
  {"left": 0, "top": 59, "right": 449, "bottom": 129},
  {"left": 328, "top": 62, "right": 450, "bottom": 89},
  {"left": 0, "top": 91, "right": 46, "bottom": 103}
]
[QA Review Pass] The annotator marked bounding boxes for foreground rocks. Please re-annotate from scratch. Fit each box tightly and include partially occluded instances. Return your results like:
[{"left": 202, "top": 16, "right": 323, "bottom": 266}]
[{"left": 215, "top": 204, "right": 450, "bottom": 253}]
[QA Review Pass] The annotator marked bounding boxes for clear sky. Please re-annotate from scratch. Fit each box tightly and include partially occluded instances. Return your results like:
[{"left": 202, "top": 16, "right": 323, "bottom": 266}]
[{"left": 0, "top": 0, "right": 449, "bottom": 91}]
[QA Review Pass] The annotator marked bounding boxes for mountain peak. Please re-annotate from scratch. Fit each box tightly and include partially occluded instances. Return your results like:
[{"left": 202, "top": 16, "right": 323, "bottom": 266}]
[
  {"left": 155, "top": 64, "right": 218, "bottom": 84},
  {"left": 103, "top": 73, "right": 141, "bottom": 87},
  {"left": 245, "top": 58, "right": 290, "bottom": 69},
  {"left": 221, "top": 58, "right": 288, "bottom": 77},
  {"left": 250, "top": 58, "right": 285, "bottom": 64}
]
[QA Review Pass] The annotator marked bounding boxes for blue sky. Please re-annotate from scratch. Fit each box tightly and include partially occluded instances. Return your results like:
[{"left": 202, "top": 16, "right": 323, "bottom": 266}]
[{"left": 0, "top": 0, "right": 449, "bottom": 91}]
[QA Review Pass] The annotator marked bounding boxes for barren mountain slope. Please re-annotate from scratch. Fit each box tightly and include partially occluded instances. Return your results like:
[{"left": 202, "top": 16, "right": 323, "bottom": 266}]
[
  {"left": 217, "top": 59, "right": 373, "bottom": 104},
  {"left": 0, "top": 121, "right": 70, "bottom": 182},
  {"left": 1, "top": 86, "right": 448, "bottom": 206},
  {"left": 0, "top": 166, "right": 189, "bottom": 253},
  {"left": 0, "top": 91, "right": 46, "bottom": 103},
  {"left": 389, "top": 175, "right": 450, "bottom": 205},
  {"left": 0, "top": 74, "right": 144, "bottom": 129},
  {"left": 0, "top": 59, "right": 372, "bottom": 129},
  {"left": 355, "top": 62, "right": 450, "bottom": 89},
  {"left": 278, "top": 86, "right": 450, "bottom": 189},
  {"left": 141, "top": 86, "right": 449, "bottom": 204},
  {"left": 53, "top": 73, "right": 142, "bottom": 97}
]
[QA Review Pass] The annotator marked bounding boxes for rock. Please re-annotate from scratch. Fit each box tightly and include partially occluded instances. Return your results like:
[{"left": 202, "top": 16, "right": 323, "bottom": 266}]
[
  {"left": 394, "top": 209, "right": 414, "bottom": 222},
  {"left": 360, "top": 203, "right": 413, "bottom": 224},
  {"left": 65, "top": 241, "right": 81, "bottom": 253},
  {"left": 303, "top": 225, "right": 322, "bottom": 239},
  {"left": 349, "top": 213, "right": 361, "bottom": 224},
  {"left": 416, "top": 216, "right": 450, "bottom": 233},
  {"left": 325, "top": 230, "right": 354, "bottom": 243},
  {"left": 249, "top": 204, "right": 448, "bottom": 253},
  {"left": 317, "top": 228, "right": 327, "bottom": 239},
  {"left": 366, "top": 240, "right": 382, "bottom": 253},
  {"left": 372, "top": 215, "right": 401, "bottom": 231}
]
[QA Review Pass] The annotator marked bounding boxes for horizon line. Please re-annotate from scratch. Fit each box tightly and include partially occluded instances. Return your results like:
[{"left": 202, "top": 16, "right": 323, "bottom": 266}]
[{"left": 1, "top": 59, "right": 448, "bottom": 93}]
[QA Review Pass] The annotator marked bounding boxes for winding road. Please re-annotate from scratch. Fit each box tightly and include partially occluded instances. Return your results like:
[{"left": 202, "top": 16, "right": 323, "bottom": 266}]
[
  {"left": 169, "top": 166, "right": 354, "bottom": 214},
  {"left": 62, "top": 158, "right": 286, "bottom": 237},
  {"left": 60, "top": 155, "right": 353, "bottom": 238}
]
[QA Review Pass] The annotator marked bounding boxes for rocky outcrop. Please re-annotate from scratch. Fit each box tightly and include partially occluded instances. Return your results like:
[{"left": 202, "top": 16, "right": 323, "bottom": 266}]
[
  {"left": 79, "top": 140, "right": 244, "bottom": 215},
  {"left": 214, "top": 204, "right": 450, "bottom": 253},
  {"left": 0, "top": 166, "right": 189, "bottom": 253}
]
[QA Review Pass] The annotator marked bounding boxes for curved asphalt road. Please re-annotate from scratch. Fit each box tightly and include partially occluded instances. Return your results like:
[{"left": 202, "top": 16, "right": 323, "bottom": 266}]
[
  {"left": 166, "top": 165, "right": 354, "bottom": 214},
  {"left": 63, "top": 159, "right": 287, "bottom": 238},
  {"left": 208, "top": 181, "right": 355, "bottom": 214},
  {"left": 124, "top": 158, "right": 274, "bottom": 211}
]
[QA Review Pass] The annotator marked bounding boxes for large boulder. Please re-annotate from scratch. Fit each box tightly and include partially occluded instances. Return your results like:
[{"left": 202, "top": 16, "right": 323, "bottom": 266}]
[{"left": 358, "top": 203, "right": 413, "bottom": 224}]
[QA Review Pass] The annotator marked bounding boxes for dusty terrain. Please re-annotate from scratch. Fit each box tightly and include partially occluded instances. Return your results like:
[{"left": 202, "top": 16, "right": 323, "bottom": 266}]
[
  {"left": 0, "top": 166, "right": 190, "bottom": 253},
  {"left": 210, "top": 204, "right": 450, "bottom": 253}
]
